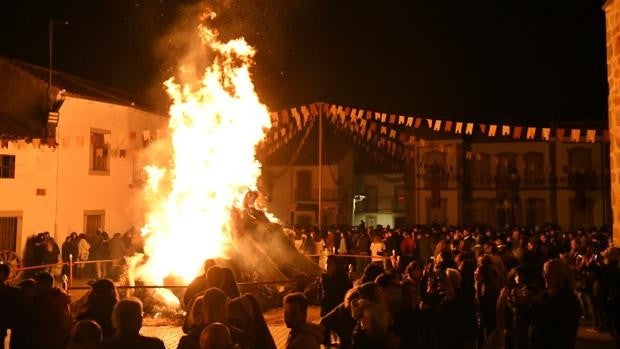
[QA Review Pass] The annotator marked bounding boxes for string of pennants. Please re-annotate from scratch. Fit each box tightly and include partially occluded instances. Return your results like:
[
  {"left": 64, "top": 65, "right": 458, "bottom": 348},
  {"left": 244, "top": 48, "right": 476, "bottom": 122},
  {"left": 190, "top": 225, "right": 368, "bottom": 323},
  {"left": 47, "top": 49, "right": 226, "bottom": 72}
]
[
  {"left": 261, "top": 102, "right": 610, "bottom": 166},
  {"left": 0, "top": 129, "right": 172, "bottom": 159}
]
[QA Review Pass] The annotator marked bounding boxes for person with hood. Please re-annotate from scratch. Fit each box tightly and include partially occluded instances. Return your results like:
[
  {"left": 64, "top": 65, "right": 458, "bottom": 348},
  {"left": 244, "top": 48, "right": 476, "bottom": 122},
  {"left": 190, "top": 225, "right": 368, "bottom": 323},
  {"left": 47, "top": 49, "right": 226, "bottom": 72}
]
[
  {"left": 31, "top": 272, "right": 72, "bottom": 349},
  {"left": 319, "top": 255, "right": 353, "bottom": 316},
  {"left": 183, "top": 260, "right": 217, "bottom": 310},
  {"left": 227, "top": 294, "right": 276, "bottom": 349},
  {"left": 76, "top": 278, "right": 118, "bottom": 338},
  {"left": 284, "top": 293, "right": 324, "bottom": 349},
  {"left": 67, "top": 320, "right": 103, "bottom": 349},
  {"left": 320, "top": 287, "right": 360, "bottom": 349}
]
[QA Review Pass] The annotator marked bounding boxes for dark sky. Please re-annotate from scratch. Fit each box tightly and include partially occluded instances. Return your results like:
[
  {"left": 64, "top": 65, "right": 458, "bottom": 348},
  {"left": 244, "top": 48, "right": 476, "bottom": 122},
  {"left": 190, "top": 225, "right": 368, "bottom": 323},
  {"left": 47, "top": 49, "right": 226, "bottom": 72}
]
[{"left": 0, "top": 0, "right": 608, "bottom": 126}]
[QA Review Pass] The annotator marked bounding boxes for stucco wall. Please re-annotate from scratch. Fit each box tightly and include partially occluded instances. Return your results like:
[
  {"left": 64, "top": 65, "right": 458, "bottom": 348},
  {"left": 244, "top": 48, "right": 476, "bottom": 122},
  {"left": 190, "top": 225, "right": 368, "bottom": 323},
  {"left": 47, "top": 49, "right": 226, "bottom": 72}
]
[{"left": 604, "top": 0, "right": 620, "bottom": 244}]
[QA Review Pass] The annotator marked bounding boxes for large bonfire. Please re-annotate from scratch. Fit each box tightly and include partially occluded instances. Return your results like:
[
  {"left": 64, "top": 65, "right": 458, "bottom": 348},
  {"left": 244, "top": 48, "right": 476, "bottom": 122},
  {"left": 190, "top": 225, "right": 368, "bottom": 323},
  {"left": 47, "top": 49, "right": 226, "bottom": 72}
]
[
  {"left": 136, "top": 11, "right": 271, "bottom": 288},
  {"left": 131, "top": 10, "right": 321, "bottom": 309}
]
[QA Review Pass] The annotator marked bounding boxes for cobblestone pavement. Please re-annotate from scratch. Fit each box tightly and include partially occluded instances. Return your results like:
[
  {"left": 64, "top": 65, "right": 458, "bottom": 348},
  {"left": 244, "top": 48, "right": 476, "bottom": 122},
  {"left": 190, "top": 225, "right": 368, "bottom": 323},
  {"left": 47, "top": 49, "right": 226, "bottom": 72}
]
[{"left": 141, "top": 306, "right": 321, "bottom": 349}]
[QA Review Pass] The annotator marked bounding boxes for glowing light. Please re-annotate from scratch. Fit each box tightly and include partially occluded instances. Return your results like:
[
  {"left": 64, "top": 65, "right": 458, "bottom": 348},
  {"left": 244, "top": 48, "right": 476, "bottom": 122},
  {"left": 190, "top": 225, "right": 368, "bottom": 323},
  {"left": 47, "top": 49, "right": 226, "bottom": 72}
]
[{"left": 135, "top": 11, "right": 271, "bottom": 294}]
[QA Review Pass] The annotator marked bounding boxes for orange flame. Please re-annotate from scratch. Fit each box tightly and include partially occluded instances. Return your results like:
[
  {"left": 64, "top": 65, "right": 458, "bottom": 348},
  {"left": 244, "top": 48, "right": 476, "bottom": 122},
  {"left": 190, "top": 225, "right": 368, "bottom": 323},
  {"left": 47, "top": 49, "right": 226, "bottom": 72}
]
[{"left": 136, "top": 12, "right": 271, "bottom": 290}]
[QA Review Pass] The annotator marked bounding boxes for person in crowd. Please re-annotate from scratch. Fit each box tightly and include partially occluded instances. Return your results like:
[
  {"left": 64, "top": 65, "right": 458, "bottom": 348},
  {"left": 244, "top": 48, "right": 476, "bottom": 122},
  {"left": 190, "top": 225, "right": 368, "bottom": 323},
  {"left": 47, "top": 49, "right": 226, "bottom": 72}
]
[
  {"left": 221, "top": 267, "right": 241, "bottom": 299},
  {"left": 108, "top": 232, "right": 127, "bottom": 268},
  {"left": 77, "top": 233, "right": 91, "bottom": 278},
  {"left": 67, "top": 320, "right": 103, "bottom": 349},
  {"left": 102, "top": 298, "right": 165, "bottom": 349},
  {"left": 320, "top": 287, "right": 360, "bottom": 349},
  {"left": 9, "top": 278, "right": 37, "bottom": 349},
  {"left": 0, "top": 263, "right": 18, "bottom": 346},
  {"left": 351, "top": 299, "right": 399, "bottom": 349},
  {"left": 61, "top": 232, "right": 78, "bottom": 276},
  {"left": 475, "top": 255, "right": 502, "bottom": 345},
  {"left": 369, "top": 234, "right": 386, "bottom": 266},
  {"left": 179, "top": 288, "right": 248, "bottom": 349},
  {"left": 31, "top": 272, "right": 72, "bottom": 349},
  {"left": 199, "top": 322, "right": 239, "bottom": 349},
  {"left": 76, "top": 278, "right": 118, "bottom": 338},
  {"left": 319, "top": 255, "right": 353, "bottom": 316},
  {"left": 530, "top": 259, "right": 581, "bottom": 349},
  {"left": 227, "top": 294, "right": 276, "bottom": 349},
  {"left": 183, "top": 259, "right": 217, "bottom": 309},
  {"left": 395, "top": 279, "right": 422, "bottom": 348},
  {"left": 284, "top": 292, "right": 324, "bottom": 349},
  {"left": 355, "top": 263, "right": 383, "bottom": 287},
  {"left": 355, "top": 231, "right": 371, "bottom": 273},
  {"left": 183, "top": 296, "right": 206, "bottom": 334}
]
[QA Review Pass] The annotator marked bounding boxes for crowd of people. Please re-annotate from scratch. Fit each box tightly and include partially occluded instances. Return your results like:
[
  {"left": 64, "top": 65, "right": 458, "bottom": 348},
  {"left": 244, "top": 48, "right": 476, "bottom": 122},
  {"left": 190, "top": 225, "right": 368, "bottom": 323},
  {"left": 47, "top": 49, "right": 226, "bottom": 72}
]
[
  {"left": 296, "top": 223, "right": 620, "bottom": 349},
  {"left": 0, "top": 222, "right": 619, "bottom": 349},
  {"left": 21, "top": 228, "right": 142, "bottom": 280}
]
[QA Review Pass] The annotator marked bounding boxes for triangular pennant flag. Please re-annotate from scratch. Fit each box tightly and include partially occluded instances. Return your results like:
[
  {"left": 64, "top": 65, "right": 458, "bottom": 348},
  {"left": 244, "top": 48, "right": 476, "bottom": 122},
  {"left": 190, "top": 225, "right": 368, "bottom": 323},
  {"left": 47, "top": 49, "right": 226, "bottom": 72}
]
[
  {"left": 586, "top": 130, "right": 596, "bottom": 143},
  {"left": 541, "top": 128, "right": 550, "bottom": 141},
  {"left": 380, "top": 126, "right": 387, "bottom": 135},
  {"left": 398, "top": 115, "right": 405, "bottom": 125},
  {"left": 570, "top": 129, "right": 581, "bottom": 142},
  {"left": 389, "top": 114, "right": 396, "bottom": 124},
  {"left": 406, "top": 117, "right": 414, "bottom": 127},
  {"left": 426, "top": 119, "right": 433, "bottom": 128},
  {"left": 444, "top": 121, "right": 453, "bottom": 132},
  {"left": 556, "top": 129, "right": 565, "bottom": 142},
  {"left": 329, "top": 105, "right": 338, "bottom": 117},
  {"left": 281, "top": 109, "right": 290, "bottom": 125},
  {"left": 389, "top": 129, "right": 397, "bottom": 139},
  {"left": 103, "top": 133, "right": 111, "bottom": 145},
  {"left": 95, "top": 148, "right": 104, "bottom": 158},
  {"left": 479, "top": 124, "right": 487, "bottom": 134},
  {"left": 291, "top": 108, "right": 302, "bottom": 129},
  {"left": 414, "top": 118, "right": 422, "bottom": 128},
  {"left": 526, "top": 127, "right": 536, "bottom": 140},
  {"left": 32, "top": 139, "right": 41, "bottom": 148},
  {"left": 501, "top": 125, "right": 510, "bottom": 136},
  {"left": 488, "top": 125, "right": 497, "bottom": 137},
  {"left": 465, "top": 151, "right": 473, "bottom": 160},
  {"left": 119, "top": 149, "right": 126, "bottom": 158},
  {"left": 465, "top": 123, "right": 474, "bottom": 135},
  {"left": 0, "top": 139, "right": 8, "bottom": 149},
  {"left": 455, "top": 122, "right": 463, "bottom": 134},
  {"left": 513, "top": 127, "right": 522, "bottom": 139},
  {"left": 374, "top": 112, "right": 381, "bottom": 120},
  {"left": 309, "top": 104, "right": 318, "bottom": 117},
  {"left": 381, "top": 113, "right": 387, "bottom": 123},
  {"left": 433, "top": 120, "right": 442, "bottom": 131}
]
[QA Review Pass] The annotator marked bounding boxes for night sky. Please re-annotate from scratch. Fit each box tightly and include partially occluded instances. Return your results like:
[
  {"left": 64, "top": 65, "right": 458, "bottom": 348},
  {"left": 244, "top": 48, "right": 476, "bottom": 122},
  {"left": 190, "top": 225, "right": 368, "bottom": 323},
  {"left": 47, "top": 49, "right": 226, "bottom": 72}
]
[{"left": 0, "top": 0, "right": 608, "bottom": 126}]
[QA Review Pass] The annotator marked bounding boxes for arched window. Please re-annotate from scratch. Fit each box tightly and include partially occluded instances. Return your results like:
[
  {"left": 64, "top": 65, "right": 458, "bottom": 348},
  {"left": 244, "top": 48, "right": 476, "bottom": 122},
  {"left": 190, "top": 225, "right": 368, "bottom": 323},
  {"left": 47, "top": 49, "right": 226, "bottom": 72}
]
[{"left": 471, "top": 153, "right": 491, "bottom": 188}]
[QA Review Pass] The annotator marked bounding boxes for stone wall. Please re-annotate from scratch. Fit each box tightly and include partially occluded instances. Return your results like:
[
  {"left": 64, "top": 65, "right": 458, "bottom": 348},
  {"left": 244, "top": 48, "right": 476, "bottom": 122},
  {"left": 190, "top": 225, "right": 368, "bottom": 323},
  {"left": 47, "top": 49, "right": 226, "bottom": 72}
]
[{"left": 605, "top": 0, "right": 620, "bottom": 245}]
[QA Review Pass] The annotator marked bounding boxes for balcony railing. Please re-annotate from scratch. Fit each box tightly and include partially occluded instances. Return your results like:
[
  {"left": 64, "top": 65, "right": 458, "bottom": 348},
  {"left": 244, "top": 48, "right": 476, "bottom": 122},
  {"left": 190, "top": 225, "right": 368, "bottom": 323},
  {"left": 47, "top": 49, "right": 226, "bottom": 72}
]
[{"left": 294, "top": 188, "right": 346, "bottom": 201}]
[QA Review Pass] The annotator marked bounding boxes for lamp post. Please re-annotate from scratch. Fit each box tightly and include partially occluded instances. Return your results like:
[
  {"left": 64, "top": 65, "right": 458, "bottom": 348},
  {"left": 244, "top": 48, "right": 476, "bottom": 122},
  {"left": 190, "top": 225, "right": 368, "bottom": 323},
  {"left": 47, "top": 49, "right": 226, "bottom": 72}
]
[{"left": 352, "top": 195, "right": 366, "bottom": 225}]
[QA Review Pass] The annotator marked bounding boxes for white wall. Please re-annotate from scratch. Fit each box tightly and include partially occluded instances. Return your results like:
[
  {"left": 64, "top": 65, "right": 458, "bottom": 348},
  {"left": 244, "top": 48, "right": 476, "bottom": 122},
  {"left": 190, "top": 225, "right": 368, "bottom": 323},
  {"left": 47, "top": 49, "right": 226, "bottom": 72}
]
[{"left": 0, "top": 97, "right": 167, "bottom": 255}]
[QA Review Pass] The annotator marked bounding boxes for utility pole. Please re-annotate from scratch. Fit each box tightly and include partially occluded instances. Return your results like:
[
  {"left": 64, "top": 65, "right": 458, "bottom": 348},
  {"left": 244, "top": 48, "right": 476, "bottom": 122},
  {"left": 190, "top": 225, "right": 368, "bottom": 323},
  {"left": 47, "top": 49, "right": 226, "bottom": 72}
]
[{"left": 48, "top": 20, "right": 69, "bottom": 108}]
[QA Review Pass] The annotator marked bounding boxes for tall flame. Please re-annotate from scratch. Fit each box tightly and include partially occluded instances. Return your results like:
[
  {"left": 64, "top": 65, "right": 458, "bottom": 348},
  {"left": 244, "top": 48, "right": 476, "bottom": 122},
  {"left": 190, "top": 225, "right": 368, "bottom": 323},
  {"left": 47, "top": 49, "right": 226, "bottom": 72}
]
[{"left": 136, "top": 12, "right": 271, "bottom": 287}]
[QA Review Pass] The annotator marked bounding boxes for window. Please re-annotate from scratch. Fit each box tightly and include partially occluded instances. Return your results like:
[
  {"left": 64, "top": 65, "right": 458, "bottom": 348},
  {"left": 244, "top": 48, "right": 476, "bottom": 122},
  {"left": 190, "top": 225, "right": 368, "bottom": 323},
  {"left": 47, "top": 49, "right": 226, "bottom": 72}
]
[
  {"left": 84, "top": 210, "right": 105, "bottom": 234},
  {"left": 525, "top": 198, "right": 546, "bottom": 226},
  {"left": 364, "top": 186, "right": 378, "bottom": 211},
  {"left": 394, "top": 185, "right": 406, "bottom": 212},
  {"left": 0, "top": 155, "right": 15, "bottom": 179},
  {"left": 568, "top": 147, "right": 592, "bottom": 172},
  {"left": 471, "top": 153, "right": 490, "bottom": 188},
  {"left": 89, "top": 129, "right": 110, "bottom": 175},
  {"left": 523, "top": 152, "right": 545, "bottom": 187},
  {"left": 295, "top": 170, "right": 312, "bottom": 201},
  {"left": 497, "top": 152, "right": 517, "bottom": 174},
  {"left": 0, "top": 216, "right": 19, "bottom": 251}
]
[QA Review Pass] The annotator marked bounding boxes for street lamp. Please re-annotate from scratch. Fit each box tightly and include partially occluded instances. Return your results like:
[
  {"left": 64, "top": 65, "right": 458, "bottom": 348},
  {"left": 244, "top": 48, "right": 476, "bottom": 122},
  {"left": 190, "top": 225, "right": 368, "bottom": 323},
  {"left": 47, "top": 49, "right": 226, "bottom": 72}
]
[{"left": 352, "top": 195, "right": 366, "bottom": 225}]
